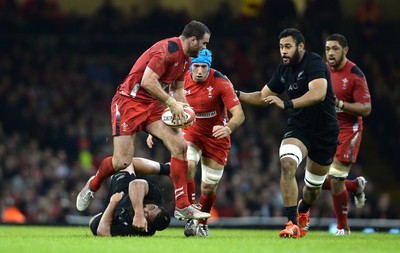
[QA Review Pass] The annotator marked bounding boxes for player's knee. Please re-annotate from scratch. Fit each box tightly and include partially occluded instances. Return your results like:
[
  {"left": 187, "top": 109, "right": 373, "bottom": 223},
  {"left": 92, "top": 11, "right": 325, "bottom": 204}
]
[
  {"left": 201, "top": 165, "right": 223, "bottom": 185},
  {"left": 112, "top": 158, "right": 131, "bottom": 171},
  {"left": 169, "top": 138, "right": 188, "bottom": 157},
  {"left": 304, "top": 170, "right": 327, "bottom": 188},
  {"left": 329, "top": 165, "right": 348, "bottom": 181},
  {"left": 201, "top": 183, "right": 216, "bottom": 196},
  {"left": 279, "top": 144, "right": 302, "bottom": 175},
  {"left": 279, "top": 144, "right": 302, "bottom": 168},
  {"left": 280, "top": 159, "right": 297, "bottom": 177}
]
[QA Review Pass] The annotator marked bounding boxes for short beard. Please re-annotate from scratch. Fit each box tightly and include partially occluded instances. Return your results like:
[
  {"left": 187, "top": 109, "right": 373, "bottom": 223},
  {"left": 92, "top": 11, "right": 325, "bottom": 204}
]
[
  {"left": 331, "top": 53, "right": 345, "bottom": 69},
  {"left": 187, "top": 47, "right": 201, "bottom": 57},
  {"left": 288, "top": 48, "right": 300, "bottom": 66}
]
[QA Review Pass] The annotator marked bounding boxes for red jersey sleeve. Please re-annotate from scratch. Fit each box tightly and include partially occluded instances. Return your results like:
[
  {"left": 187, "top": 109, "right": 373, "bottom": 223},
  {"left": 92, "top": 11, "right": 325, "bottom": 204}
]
[
  {"left": 146, "top": 38, "right": 189, "bottom": 84},
  {"left": 218, "top": 77, "right": 241, "bottom": 110},
  {"left": 352, "top": 74, "right": 371, "bottom": 104},
  {"left": 146, "top": 43, "right": 170, "bottom": 79}
]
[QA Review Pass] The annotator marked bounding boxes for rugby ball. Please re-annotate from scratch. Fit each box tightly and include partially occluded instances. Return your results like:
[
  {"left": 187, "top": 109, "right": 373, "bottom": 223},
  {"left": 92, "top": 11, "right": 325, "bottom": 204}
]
[{"left": 161, "top": 106, "right": 195, "bottom": 128}]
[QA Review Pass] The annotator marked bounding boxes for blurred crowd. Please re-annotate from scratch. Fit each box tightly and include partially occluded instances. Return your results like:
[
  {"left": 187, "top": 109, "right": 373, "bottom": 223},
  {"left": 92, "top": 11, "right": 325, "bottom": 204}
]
[{"left": 0, "top": 0, "right": 399, "bottom": 224}]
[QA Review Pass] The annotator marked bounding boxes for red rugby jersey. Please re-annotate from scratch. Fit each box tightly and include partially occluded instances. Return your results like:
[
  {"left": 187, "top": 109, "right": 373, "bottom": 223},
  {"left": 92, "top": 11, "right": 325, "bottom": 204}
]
[
  {"left": 330, "top": 60, "right": 371, "bottom": 130},
  {"left": 117, "top": 37, "right": 190, "bottom": 103}
]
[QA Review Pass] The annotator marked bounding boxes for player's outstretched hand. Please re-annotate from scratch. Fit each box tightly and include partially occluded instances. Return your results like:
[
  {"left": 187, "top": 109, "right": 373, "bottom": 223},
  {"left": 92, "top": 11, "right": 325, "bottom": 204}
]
[{"left": 264, "top": 96, "right": 284, "bottom": 109}]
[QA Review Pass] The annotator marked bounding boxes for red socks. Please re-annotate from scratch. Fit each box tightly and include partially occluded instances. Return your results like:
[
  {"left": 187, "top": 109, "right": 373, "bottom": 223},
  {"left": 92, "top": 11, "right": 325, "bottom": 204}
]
[
  {"left": 170, "top": 157, "right": 190, "bottom": 208},
  {"left": 323, "top": 176, "right": 358, "bottom": 194},
  {"left": 344, "top": 180, "right": 358, "bottom": 193},
  {"left": 322, "top": 176, "right": 331, "bottom": 190},
  {"left": 198, "top": 192, "right": 216, "bottom": 225},
  {"left": 89, "top": 156, "right": 116, "bottom": 192},
  {"left": 187, "top": 178, "right": 196, "bottom": 204},
  {"left": 332, "top": 190, "right": 349, "bottom": 230},
  {"left": 198, "top": 192, "right": 216, "bottom": 213}
]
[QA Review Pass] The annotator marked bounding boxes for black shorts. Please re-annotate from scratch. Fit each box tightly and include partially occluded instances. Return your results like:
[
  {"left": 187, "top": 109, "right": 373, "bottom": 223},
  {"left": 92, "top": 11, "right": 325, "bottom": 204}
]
[{"left": 282, "top": 125, "right": 339, "bottom": 166}]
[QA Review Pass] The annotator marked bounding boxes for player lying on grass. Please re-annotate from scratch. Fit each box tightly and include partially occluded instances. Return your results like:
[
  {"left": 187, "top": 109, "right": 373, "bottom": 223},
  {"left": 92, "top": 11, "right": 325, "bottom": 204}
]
[{"left": 89, "top": 160, "right": 171, "bottom": 236}]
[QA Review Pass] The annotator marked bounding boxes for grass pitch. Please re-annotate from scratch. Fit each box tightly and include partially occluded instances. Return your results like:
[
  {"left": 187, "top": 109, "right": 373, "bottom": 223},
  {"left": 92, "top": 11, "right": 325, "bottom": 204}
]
[{"left": 0, "top": 225, "right": 398, "bottom": 253}]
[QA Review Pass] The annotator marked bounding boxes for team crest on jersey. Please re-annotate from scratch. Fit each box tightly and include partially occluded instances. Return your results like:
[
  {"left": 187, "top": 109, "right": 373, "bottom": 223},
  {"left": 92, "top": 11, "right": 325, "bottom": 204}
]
[
  {"left": 342, "top": 78, "right": 348, "bottom": 89},
  {"left": 121, "top": 122, "right": 128, "bottom": 132},
  {"left": 207, "top": 86, "right": 213, "bottom": 98}
]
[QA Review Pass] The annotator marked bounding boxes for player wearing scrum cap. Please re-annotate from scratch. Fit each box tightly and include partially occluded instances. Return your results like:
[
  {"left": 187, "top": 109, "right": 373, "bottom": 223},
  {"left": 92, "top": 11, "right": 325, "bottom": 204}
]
[{"left": 148, "top": 48, "right": 245, "bottom": 237}]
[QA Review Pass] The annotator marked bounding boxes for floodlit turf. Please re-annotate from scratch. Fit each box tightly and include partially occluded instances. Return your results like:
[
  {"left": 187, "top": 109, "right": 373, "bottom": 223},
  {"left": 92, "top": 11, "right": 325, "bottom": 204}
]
[{"left": 0, "top": 225, "right": 399, "bottom": 253}]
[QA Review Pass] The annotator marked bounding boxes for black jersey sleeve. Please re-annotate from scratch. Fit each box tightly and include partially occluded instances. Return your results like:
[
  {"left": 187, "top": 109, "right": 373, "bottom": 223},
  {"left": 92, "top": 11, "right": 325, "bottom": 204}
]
[
  {"left": 306, "top": 53, "right": 329, "bottom": 81},
  {"left": 143, "top": 181, "right": 163, "bottom": 205},
  {"left": 267, "top": 66, "right": 285, "bottom": 94}
]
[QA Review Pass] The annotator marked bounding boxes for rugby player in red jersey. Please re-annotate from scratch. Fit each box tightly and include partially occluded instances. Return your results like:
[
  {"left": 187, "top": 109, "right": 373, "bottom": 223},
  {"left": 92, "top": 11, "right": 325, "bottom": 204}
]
[
  {"left": 76, "top": 20, "right": 211, "bottom": 221},
  {"left": 323, "top": 33, "right": 371, "bottom": 236},
  {"left": 148, "top": 48, "right": 245, "bottom": 237}
]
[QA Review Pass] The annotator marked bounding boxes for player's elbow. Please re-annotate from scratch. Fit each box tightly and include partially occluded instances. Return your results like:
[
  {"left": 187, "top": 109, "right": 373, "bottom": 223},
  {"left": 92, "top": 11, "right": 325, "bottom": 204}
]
[
  {"left": 240, "top": 114, "right": 245, "bottom": 125},
  {"left": 360, "top": 110, "right": 371, "bottom": 117},
  {"left": 312, "top": 93, "right": 326, "bottom": 104},
  {"left": 140, "top": 80, "right": 151, "bottom": 90},
  {"left": 317, "top": 96, "right": 326, "bottom": 103},
  {"left": 360, "top": 104, "right": 372, "bottom": 117},
  {"left": 97, "top": 226, "right": 111, "bottom": 237}
]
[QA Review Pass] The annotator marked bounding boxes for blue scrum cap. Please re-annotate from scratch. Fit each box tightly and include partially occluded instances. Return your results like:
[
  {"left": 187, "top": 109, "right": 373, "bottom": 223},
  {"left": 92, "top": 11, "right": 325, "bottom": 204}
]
[{"left": 191, "top": 48, "right": 212, "bottom": 67}]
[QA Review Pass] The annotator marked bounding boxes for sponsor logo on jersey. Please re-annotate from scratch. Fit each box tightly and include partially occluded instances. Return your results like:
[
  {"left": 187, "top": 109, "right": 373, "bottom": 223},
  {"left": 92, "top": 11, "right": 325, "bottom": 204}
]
[
  {"left": 195, "top": 111, "right": 217, "bottom": 118},
  {"left": 288, "top": 83, "right": 298, "bottom": 91}
]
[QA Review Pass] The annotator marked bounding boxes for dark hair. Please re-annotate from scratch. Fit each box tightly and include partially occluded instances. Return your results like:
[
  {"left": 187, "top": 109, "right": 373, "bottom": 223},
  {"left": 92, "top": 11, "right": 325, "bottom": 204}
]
[
  {"left": 279, "top": 28, "right": 305, "bottom": 46},
  {"left": 148, "top": 206, "right": 171, "bottom": 231},
  {"left": 181, "top": 20, "right": 211, "bottom": 41},
  {"left": 326, "top": 33, "right": 348, "bottom": 48}
]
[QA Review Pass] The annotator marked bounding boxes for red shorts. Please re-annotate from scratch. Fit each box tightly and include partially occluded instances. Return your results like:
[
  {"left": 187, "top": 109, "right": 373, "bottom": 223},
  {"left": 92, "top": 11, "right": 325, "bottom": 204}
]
[
  {"left": 111, "top": 93, "right": 165, "bottom": 136},
  {"left": 182, "top": 129, "right": 230, "bottom": 166},
  {"left": 335, "top": 128, "right": 363, "bottom": 163}
]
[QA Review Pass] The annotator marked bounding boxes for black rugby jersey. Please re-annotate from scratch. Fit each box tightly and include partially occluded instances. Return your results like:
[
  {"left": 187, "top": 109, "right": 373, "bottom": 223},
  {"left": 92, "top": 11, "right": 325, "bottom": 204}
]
[
  {"left": 91, "top": 171, "right": 163, "bottom": 237},
  {"left": 268, "top": 51, "right": 338, "bottom": 133}
]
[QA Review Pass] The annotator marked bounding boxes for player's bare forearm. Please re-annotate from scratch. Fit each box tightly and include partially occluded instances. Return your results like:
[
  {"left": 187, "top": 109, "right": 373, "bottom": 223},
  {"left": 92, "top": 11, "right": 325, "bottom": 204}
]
[
  {"left": 97, "top": 192, "right": 123, "bottom": 236},
  {"left": 227, "top": 104, "right": 245, "bottom": 132},
  {"left": 129, "top": 180, "right": 149, "bottom": 232},
  {"left": 129, "top": 180, "right": 148, "bottom": 215},
  {"left": 339, "top": 101, "right": 371, "bottom": 117},
  {"left": 141, "top": 67, "right": 171, "bottom": 103},
  {"left": 170, "top": 80, "right": 188, "bottom": 105},
  {"left": 239, "top": 91, "right": 268, "bottom": 107},
  {"left": 172, "top": 86, "right": 188, "bottom": 104}
]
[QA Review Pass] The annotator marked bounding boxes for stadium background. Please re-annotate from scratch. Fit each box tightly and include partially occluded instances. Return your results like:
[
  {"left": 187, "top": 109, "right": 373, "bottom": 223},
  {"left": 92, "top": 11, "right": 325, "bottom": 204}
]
[{"left": 1, "top": 0, "right": 399, "bottom": 228}]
